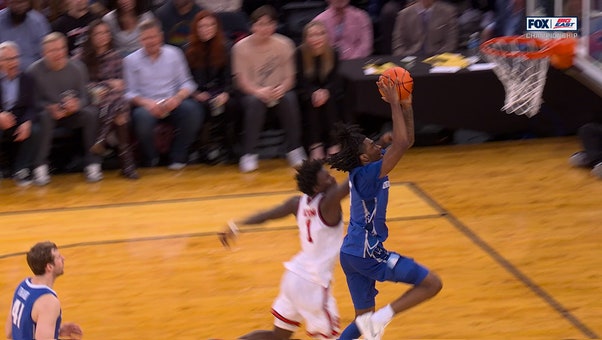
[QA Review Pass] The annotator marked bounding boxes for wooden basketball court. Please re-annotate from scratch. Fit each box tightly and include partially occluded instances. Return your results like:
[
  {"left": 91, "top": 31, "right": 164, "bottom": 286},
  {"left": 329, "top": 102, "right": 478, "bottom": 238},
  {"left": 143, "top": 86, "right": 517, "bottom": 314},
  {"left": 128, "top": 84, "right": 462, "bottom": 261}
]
[{"left": 0, "top": 136, "right": 600, "bottom": 339}]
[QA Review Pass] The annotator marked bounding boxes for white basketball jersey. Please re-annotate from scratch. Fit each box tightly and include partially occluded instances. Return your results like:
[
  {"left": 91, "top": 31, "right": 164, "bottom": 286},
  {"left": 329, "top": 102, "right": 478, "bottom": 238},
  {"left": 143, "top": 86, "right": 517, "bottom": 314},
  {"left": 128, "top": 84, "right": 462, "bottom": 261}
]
[{"left": 284, "top": 193, "right": 344, "bottom": 288}]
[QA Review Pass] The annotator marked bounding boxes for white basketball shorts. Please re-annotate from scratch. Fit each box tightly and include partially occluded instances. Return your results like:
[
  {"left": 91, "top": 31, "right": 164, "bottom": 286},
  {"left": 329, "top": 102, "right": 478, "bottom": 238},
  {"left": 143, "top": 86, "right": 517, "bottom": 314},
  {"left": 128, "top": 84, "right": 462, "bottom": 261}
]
[{"left": 271, "top": 270, "right": 340, "bottom": 339}]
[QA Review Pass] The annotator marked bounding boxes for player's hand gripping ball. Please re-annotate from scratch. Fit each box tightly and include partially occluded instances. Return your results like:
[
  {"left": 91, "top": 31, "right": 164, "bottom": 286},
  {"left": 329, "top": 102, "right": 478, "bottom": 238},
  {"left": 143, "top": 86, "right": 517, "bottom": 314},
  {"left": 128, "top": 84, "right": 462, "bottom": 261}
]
[{"left": 378, "top": 67, "right": 413, "bottom": 101}]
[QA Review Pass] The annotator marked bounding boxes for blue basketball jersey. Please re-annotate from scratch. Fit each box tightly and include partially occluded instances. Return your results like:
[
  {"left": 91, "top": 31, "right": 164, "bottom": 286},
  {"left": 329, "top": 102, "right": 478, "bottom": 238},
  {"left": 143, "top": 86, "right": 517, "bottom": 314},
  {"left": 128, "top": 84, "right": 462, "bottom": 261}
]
[
  {"left": 340, "top": 159, "right": 390, "bottom": 260},
  {"left": 10, "top": 278, "right": 61, "bottom": 340}
]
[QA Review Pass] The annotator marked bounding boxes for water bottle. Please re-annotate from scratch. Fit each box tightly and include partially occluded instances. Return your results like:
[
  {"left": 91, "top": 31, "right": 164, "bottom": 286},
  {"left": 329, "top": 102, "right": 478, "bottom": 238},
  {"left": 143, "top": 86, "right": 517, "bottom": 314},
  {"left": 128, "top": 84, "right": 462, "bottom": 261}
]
[{"left": 467, "top": 32, "right": 480, "bottom": 58}]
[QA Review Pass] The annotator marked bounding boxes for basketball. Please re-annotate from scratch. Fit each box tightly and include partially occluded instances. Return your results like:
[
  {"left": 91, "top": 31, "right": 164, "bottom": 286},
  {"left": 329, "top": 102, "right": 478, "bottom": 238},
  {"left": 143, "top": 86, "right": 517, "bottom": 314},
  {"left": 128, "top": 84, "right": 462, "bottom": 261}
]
[{"left": 378, "top": 67, "right": 413, "bottom": 101}]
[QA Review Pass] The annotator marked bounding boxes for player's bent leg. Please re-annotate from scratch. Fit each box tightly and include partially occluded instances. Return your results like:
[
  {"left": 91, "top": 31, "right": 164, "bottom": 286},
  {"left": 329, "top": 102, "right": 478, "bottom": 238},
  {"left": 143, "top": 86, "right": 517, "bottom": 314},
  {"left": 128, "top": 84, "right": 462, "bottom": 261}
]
[
  {"left": 339, "top": 253, "right": 379, "bottom": 339},
  {"left": 388, "top": 263, "right": 443, "bottom": 314},
  {"left": 418, "top": 271, "right": 443, "bottom": 298},
  {"left": 353, "top": 255, "right": 443, "bottom": 339}
]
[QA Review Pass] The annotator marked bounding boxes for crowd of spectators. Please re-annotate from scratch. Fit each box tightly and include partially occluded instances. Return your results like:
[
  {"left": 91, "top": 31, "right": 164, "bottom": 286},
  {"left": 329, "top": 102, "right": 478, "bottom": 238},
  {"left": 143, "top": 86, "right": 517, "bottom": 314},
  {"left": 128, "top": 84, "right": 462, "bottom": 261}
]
[{"left": 0, "top": 0, "right": 530, "bottom": 185}]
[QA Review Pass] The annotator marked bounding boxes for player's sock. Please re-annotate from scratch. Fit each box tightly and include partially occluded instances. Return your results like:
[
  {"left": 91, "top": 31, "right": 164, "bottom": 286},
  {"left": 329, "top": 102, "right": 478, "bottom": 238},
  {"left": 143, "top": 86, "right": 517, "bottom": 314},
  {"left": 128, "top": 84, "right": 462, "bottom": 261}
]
[
  {"left": 339, "top": 321, "right": 361, "bottom": 339},
  {"left": 372, "top": 304, "right": 394, "bottom": 324}
]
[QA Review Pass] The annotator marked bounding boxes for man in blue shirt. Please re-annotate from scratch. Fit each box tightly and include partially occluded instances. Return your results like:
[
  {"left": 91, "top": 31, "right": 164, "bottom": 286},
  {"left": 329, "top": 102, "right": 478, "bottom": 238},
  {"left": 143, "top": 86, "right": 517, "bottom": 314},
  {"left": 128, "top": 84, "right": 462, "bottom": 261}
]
[
  {"left": 6, "top": 241, "right": 82, "bottom": 340},
  {"left": 328, "top": 79, "right": 442, "bottom": 340},
  {"left": 124, "top": 18, "right": 204, "bottom": 169}
]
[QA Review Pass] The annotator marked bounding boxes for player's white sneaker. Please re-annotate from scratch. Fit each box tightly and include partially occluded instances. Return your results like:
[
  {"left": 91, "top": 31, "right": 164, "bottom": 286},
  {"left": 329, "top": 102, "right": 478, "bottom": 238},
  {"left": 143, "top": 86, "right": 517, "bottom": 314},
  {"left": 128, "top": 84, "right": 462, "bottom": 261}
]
[{"left": 355, "top": 312, "right": 387, "bottom": 340}]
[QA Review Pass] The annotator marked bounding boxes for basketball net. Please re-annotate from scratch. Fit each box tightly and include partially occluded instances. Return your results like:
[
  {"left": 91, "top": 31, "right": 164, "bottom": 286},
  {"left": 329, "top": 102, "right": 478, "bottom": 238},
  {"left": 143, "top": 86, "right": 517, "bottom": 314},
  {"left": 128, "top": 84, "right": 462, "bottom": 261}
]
[{"left": 480, "top": 36, "right": 576, "bottom": 118}]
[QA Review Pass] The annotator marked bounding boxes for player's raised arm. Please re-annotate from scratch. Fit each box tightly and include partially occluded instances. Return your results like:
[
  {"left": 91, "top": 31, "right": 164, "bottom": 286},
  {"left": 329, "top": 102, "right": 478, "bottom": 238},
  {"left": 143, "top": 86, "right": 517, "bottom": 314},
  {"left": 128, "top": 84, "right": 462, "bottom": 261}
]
[{"left": 378, "top": 78, "right": 414, "bottom": 178}]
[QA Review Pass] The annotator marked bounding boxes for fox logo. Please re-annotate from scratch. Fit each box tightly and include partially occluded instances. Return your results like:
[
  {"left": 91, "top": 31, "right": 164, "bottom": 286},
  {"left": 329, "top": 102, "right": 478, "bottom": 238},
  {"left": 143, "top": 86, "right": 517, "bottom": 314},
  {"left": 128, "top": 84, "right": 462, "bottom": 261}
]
[{"left": 526, "top": 17, "right": 578, "bottom": 31}]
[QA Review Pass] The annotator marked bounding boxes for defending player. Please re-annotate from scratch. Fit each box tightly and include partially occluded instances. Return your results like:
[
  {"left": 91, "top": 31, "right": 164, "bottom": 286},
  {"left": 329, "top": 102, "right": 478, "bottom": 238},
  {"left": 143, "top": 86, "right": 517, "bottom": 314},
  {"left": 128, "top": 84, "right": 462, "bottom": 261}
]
[
  {"left": 219, "top": 159, "right": 349, "bottom": 339},
  {"left": 328, "top": 78, "right": 442, "bottom": 340}
]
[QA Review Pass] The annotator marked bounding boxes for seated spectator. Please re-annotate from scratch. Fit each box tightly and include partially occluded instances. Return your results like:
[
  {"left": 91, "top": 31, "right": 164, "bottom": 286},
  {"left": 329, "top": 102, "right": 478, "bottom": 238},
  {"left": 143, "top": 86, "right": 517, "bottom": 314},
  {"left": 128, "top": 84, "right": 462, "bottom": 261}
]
[
  {"left": 79, "top": 19, "right": 138, "bottom": 179},
  {"left": 456, "top": 0, "right": 488, "bottom": 51},
  {"left": 392, "top": 0, "right": 458, "bottom": 57},
  {"left": 51, "top": 0, "right": 98, "bottom": 56},
  {"left": 89, "top": 0, "right": 109, "bottom": 18},
  {"left": 185, "top": 10, "right": 237, "bottom": 164},
  {"left": 41, "top": 0, "right": 67, "bottom": 22},
  {"left": 27, "top": 32, "right": 102, "bottom": 185},
  {"left": 481, "top": 0, "right": 525, "bottom": 42},
  {"left": 241, "top": 0, "right": 282, "bottom": 16},
  {"left": 0, "top": 41, "right": 40, "bottom": 186},
  {"left": 124, "top": 18, "right": 203, "bottom": 169},
  {"left": 368, "top": 0, "right": 386, "bottom": 19},
  {"left": 0, "top": 0, "right": 51, "bottom": 69},
  {"left": 195, "top": 0, "right": 241, "bottom": 13},
  {"left": 296, "top": 21, "right": 341, "bottom": 160},
  {"left": 102, "top": 0, "right": 155, "bottom": 56},
  {"left": 376, "top": 0, "right": 405, "bottom": 55},
  {"left": 215, "top": 9, "right": 250, "bottom": 44},
  {"left": 231, "top": 5, "right": 306, "bottom": 173},
  {"left": 313, "top": 0, "right": 373, "bottom": 60},
  {"left": 154, "top": 0, "right": 201, "bottom": 49},
  {"left": 569, "top": 122, "right": 602, "bottom": 179}
]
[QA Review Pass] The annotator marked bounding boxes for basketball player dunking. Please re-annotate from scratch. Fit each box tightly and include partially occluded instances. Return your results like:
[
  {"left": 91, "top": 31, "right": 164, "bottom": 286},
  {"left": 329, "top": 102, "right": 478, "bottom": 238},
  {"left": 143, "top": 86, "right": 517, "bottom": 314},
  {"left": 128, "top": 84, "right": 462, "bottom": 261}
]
[{"left": 328, "top": 79, "right": 442, "bottom": 340}]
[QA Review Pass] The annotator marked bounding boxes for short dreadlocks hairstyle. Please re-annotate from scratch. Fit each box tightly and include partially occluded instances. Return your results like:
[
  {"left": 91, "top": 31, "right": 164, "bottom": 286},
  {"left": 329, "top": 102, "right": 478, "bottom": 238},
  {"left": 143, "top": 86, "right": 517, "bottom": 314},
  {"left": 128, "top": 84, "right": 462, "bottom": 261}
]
[
  {"left": 327, "top": 123, "right": 366, "bottom": 173},
  {"left": 296, "top": 159, "right": 326, "bottom": 196}
]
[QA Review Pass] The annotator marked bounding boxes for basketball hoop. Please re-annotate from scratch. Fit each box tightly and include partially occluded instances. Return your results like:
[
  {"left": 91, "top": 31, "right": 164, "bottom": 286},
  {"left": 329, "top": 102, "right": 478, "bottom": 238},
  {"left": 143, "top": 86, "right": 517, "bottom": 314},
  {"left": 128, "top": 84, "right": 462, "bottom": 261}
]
[{"left": 480, "top": 36, "right": 576, "bottom": 117}]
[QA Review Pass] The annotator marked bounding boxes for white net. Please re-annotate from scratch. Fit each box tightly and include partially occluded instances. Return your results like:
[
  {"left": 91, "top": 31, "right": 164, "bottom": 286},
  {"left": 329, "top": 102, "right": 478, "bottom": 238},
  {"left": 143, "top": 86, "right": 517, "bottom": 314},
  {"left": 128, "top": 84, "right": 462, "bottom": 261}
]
[{"left": 481, "top": 38, "right": 551, "bottom": 118}]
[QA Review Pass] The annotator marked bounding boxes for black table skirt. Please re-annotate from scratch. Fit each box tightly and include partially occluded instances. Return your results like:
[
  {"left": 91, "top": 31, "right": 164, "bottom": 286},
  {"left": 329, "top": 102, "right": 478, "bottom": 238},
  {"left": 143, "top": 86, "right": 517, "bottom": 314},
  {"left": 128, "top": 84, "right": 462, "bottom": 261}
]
[{"left": 338, "top": 56, "right": 601, "bottom": 136}]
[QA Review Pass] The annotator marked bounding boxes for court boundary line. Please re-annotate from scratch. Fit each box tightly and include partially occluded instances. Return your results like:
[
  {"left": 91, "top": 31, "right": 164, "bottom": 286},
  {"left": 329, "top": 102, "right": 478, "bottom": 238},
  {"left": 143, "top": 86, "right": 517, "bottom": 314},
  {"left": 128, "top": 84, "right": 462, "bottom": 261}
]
[
  {"left": 406, "top": 182, "right": 599, "bottom": 339},
  {"left": 0, "top": 215, "right": 442, "bottom": 260},
  {"left": 0, "top": 189, "right": 302, "bottom": 216},
  {"left": 0, "top": 180, "right": 432, "bottom": 216}
]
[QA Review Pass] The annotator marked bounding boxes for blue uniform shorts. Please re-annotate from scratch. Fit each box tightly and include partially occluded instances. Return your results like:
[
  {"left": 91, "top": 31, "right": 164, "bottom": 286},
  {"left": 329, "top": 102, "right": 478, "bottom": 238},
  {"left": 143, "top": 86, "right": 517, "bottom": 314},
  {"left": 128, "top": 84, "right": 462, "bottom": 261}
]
[{"left": 340, "top": 251, "right": 430, "bottom": 310}]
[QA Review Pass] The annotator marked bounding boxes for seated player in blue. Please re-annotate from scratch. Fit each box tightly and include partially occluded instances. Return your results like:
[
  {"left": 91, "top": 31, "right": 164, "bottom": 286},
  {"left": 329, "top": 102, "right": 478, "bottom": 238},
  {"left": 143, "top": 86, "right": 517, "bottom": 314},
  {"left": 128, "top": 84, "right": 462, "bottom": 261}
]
[{"left": 327, "top": 78, "right": 442, "bottom": 340}]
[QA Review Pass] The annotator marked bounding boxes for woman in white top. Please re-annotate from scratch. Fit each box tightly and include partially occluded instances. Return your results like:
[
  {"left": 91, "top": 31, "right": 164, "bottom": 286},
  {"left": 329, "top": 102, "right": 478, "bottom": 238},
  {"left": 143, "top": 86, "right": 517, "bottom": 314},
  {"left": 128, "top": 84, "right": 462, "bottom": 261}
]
[{"left": 102, "top": 0, "right": 155, "bottom": 56}]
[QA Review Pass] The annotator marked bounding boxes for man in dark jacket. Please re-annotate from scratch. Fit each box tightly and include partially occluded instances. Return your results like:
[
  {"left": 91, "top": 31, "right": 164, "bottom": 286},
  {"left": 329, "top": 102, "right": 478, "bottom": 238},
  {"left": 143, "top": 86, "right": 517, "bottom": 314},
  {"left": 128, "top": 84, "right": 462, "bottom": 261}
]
[{"left": 0, "top": 41, "right": 40, "bottom": 186}]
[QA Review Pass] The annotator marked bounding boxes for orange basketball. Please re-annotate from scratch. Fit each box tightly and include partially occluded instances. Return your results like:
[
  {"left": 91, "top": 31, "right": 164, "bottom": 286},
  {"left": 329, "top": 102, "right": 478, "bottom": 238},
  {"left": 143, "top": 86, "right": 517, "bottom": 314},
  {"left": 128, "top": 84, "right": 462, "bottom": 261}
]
[{"left": 378, "top": 67, "right": 413, "bottom": 101}]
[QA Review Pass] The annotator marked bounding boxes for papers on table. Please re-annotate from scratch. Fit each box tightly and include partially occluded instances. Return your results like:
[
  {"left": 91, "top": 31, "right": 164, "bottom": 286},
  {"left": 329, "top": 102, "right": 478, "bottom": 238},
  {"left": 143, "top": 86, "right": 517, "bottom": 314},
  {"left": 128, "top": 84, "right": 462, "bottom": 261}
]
[
  {"left": 429, "top": 66, "right": 462, "bottom": 73},
  {"left": 430, "top": 63, "right": 496, "bottom": 73},
  {"left": 467, "top": 63, "right": 497, "bottom": 71},
  {"left": 400, "top": 56, "right": 417, "bottom": 63},
  {"left": 423, "top": 53, "right": 497, "bottom": 73},
  {"left": 363, "top": 62, "right": 400, "bottom": 75},
  {"left": 423, "top": 53, "right": 471, "bottom": 68},
  {"left": 360, "top": 54, "right": 497, "bottom": 76},
  {"left": 464, "top": 56, "right": 480, "bottom": 65}
]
